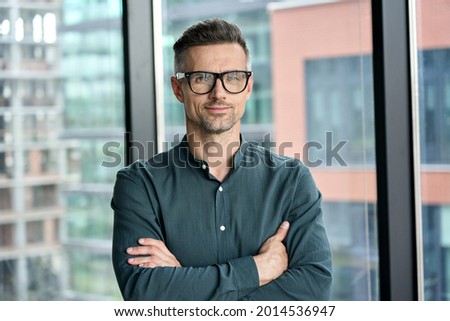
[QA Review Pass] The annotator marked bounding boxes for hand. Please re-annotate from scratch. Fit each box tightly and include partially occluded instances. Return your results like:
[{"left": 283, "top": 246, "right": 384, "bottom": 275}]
[
  {"left": 253, "top": 221, "right": 290, "bottom": 286},
  {"left": 126, "top": 238, "right": 181, "bottom": 268}
]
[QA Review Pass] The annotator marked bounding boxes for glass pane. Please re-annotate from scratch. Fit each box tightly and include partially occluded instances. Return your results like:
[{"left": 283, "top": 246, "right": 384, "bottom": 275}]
[
  {"left": 0, "top": 0, "right": 124, "bottom": 300},
  {"left": 415, "top": 0, "right": 450, "bottom": 301},
  {"left": 159, "top": 0, "right": 378, "bottom": 300}
]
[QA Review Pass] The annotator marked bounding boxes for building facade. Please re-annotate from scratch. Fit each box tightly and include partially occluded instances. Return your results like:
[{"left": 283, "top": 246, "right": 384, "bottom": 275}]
[
  {"left": 0, "top": 0, "right": 124, "bottom": 300},
  {"left": 0, "top": 0, "right": 78, "bottom": 300}
]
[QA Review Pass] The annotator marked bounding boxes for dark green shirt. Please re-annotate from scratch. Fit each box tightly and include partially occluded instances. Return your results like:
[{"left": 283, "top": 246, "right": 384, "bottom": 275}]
[{"left": 111, "top": 136, "right": 332, "bottom": 300}]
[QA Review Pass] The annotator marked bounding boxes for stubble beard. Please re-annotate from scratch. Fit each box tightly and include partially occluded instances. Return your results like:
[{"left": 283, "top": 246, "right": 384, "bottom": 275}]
[
  {"left": 198, "top": 102, "right": 240, "bottom": 134},
  {"left": 200, "top": 113, "right": 238, "bottom": 134}
]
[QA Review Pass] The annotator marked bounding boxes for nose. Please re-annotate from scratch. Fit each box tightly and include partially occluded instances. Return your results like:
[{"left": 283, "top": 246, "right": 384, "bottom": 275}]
[{"left": 209, "top": 77, "right": 227, "bottom": 99}]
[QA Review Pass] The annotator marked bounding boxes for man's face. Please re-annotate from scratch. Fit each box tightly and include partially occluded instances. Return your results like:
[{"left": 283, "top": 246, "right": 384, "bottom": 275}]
[{"left": 171, "top": 43, "right": 253, "bottom": 135}]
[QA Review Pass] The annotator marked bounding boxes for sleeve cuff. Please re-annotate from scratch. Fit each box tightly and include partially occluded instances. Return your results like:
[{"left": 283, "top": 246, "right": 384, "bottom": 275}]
[{"left": 229, "top": 256, "right": 259, "bottom": 291}]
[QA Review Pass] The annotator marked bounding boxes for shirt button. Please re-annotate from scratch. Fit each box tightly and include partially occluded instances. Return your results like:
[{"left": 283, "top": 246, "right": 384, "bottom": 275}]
[
  {"left": 201, "top": 164, "right": 207, "bottom": 170},
  {"left": 219, "top": 225, "right": 226, "bottom": 231},
  {"left": 218, "top": 186, "right": 223, "bottom": 192}
]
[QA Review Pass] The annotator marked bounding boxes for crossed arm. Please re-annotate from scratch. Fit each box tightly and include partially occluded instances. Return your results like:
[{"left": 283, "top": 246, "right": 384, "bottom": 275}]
[
  {"left": 112, "top": 167, "right": 332, "bottom": 300},
  {"left": 127, "top": 221, "right": 291, "bottom": 287}
]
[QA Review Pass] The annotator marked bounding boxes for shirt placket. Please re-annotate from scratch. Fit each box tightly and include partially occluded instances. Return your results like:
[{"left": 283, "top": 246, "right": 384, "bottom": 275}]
[{"left": 214, "top": 182, "right": 230, "bottom": 263}]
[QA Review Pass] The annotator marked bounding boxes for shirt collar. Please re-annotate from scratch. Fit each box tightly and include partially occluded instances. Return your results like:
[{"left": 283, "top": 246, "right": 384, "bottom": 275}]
[{"left": 178, "top": 134, "right": 249, "bottom": 170}]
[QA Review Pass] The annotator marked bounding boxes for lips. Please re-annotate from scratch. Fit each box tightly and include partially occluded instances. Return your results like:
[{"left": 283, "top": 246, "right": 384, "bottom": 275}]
[
  {"left": 206, "top": 106, "right": 229, "bottom": 110},
  {"left": 204, "top": 102, "right": 232, "bottom": 113}
]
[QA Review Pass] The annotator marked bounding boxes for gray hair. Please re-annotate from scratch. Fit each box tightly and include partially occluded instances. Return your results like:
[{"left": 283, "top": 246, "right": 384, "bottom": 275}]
[{"left": 173, "top": 18, "right": 251, "bottom": 73}]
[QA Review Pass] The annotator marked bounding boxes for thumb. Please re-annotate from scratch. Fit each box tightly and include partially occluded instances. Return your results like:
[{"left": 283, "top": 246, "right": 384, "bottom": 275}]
[{"left": 272, "top": 221, "right": 290, "bottom": 241}]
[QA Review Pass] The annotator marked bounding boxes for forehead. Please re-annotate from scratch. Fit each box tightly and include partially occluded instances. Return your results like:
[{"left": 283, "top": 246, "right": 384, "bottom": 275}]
[{"left": 184, "top": 43, "right": 247, "bottom": 71}]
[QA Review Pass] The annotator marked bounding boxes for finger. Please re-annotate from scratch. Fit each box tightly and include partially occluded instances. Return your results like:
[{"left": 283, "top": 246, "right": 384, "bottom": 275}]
[
  {"left": 129, "top": 257, "right": 159, "bottom": 268},
  {"left": 128, "top": 253, "right": 173, "bottom": 266},
  {"left": 138, "top": 238, "right": 162, "bottom": 246},
  {"left": 127, "top": 246, "right": 174, "bottom": 261},
  {"left": 138, "top": 262, "right": 159, "bottom": 268},
  {"left": 143, "top": 257, "right": 180, "bottom": 268},
  {"left": 126, "top": 239, "right": 170, "bottom": 256},
  {"left": 128, "top": 256, "right": 150, "bottom": 266},
  {"left": 138, "top": 238, "right": 174, "bottom": 256},
  {"left": 127, "top": 246, "right": 180, "bottom": 267},
  {"left": 126, "top": 245, "right": 155, "bottom": 256},
  {"left": 128, "top": 256, "right": 167, "bottom": 266},
  {"left": 272, "top": 221, "right": 290, "bottom": 242},
  {"left": 129, "top": 255, "right": 180, "bottom": 268}
]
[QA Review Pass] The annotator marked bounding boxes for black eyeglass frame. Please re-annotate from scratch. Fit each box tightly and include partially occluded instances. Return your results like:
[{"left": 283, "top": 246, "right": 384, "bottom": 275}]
[{"left": 175, "top": 70, "right": 252, "bottom": 94}]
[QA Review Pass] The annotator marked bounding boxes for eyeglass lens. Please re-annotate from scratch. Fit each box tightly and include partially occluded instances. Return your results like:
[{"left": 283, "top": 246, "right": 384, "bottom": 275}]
[{"left": 188, "top": 71, "right": 249, "bottom": 94}]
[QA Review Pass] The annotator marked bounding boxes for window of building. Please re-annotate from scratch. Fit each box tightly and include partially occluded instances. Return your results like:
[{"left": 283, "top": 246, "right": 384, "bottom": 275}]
[
  {"left": 419, "top": 49, "right": 450, "bottom": 164},
  {"left": 306, "top": 55, "right": 375, "bottom": 166}
]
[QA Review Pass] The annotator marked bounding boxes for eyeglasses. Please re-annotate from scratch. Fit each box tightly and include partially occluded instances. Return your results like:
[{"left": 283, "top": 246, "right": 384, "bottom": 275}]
[{"left": 176, "top": 70, "right": 252, "bottom": 95}]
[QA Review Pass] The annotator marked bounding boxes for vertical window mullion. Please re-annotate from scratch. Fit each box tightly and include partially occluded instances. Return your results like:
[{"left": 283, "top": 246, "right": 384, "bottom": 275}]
[
  {"left": 371, "top": 0, "right": 418, "bottom": 300},
  {"left": 122, "top": 0, "right": 157, "bottom": 164}
]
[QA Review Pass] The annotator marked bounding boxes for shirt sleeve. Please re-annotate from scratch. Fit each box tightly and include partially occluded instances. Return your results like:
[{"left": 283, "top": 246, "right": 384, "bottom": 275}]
[
  {"left": 111, "top": 166, "right": 260, "bottom": 301},
  {"left": 239, "top": 165, "right": 333, "bottom": 301}
]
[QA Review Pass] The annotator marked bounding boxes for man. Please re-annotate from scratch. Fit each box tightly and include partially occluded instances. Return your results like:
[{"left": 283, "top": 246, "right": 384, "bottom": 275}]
[{"left": 111, "top": 18, "right": 332, "bottom": 300}]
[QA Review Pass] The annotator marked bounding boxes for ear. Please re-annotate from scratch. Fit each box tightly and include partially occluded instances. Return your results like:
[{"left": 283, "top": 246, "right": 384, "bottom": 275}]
[
  {"left": 170, "top": 76, "right": 185, "bottom": 103},
  {"left": 244, "top": 73, "right": 254, "bottom": 99}
]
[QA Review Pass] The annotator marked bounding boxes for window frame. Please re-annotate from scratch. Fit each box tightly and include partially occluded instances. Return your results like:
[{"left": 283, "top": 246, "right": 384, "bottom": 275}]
[
  {"left": 122, "top": 0, "right": 158, "bottom": 164},
  {"left": 122, "top": 0, "right": 424, "bottom": 300},
  {"left": 371, "top": 0, "right": 422, "bottom": 300}
]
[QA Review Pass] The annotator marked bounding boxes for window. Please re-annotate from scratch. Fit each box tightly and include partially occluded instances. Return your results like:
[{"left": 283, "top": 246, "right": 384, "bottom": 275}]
[
  {"left": 158, "top": 0, "right": 377, "bottom": 300},
  {"left": 271, "top": 0, "right": 376, "bottom": 300},
  {"left": 1, "top": 0, "right": 447, "bottom": 302},
  {"left": 415, "top": 0, "right": 450, "bottom": 300},
  {"left": 0, "top": 0, "right": 124, "bottom": 300}
]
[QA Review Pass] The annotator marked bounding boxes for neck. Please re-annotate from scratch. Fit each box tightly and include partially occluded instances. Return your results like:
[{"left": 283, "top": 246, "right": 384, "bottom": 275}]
[{"left": 186, "top": 127, "right": 241, "bottom": 182}]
